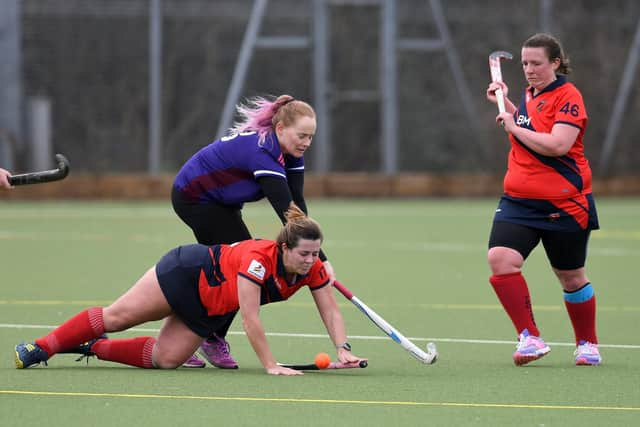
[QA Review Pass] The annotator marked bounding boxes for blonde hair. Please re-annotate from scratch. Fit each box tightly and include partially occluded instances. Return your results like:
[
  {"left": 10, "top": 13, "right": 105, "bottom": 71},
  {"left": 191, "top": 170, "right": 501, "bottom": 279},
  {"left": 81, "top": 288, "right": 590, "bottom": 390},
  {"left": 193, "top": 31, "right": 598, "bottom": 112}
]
[
  {"left": 229, "top": 95, "right": 316, "bottom": 143},
  {"left": 276, "top": 203, "right": 323, "bottom": 249}
]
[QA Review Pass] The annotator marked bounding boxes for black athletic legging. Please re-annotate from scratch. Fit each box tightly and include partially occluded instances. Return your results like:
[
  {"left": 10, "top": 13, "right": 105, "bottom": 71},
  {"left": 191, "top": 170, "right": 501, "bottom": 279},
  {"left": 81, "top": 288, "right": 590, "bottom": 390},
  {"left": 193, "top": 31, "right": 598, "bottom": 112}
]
[
  {"left": 171, "top": 186, "right": 252, "bottom": 246},
  {"left": 171, "top": 187, "right": 252, "bottom": 338}
]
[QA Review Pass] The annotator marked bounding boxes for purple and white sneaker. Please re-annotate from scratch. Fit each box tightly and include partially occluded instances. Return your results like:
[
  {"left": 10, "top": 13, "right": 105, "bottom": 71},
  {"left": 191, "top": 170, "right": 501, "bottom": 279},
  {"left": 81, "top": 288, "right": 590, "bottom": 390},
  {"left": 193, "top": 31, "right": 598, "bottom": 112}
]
[
  {"left": 199, "top": 334, "right": 238, "bottom": 369},
  {"left": 182, "top": 353, "right": 206, "bottom": 368},
  {"left": 513, "top": 329, "right": 550, "bottom": 366},
  {"left": 574, "top": 341, "right": 601, "bottom": 366}
]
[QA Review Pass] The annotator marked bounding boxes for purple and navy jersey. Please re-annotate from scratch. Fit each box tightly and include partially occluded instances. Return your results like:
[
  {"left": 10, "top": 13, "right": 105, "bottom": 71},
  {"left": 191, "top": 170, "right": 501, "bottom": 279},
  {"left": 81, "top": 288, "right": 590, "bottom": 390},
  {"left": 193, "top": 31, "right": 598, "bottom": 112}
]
[{"left": 174, "top": 131, "right": 304, "bottom": 207}]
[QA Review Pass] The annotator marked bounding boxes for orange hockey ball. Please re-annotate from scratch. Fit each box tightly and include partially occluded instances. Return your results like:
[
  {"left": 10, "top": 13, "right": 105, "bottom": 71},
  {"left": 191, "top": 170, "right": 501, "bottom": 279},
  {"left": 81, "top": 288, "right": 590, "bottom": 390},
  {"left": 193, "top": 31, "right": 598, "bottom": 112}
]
[{"left": 314, "top": 352, "right": 331, "bottom": 369}]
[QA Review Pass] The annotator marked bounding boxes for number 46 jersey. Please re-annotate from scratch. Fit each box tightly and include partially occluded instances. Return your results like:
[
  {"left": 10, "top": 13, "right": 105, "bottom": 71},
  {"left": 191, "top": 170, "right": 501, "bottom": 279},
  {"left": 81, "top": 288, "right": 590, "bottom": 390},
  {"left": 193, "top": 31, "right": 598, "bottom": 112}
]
[{"left": 505, "top": 75, "right": 592, "bottom": 201}]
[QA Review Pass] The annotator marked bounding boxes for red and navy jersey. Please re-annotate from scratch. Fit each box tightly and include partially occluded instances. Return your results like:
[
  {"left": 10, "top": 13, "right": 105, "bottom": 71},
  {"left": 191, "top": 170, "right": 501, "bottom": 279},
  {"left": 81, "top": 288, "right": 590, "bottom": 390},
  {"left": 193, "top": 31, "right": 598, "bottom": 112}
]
[
  {"left": 174, "top": 131, "right": 304, "bottom": 207},
  {"left": 197, "top": 239, "right": 329, "bottom": 316},
  {"left": 504, "top": 75, "right": 592, "bottom": 200}
]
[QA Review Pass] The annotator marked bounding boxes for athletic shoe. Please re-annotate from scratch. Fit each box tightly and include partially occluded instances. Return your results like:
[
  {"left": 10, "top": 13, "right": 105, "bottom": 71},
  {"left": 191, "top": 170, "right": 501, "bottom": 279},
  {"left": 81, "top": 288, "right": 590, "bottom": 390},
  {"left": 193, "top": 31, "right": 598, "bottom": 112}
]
[
  {"left": 512, "top": 329, "right": 551, "bottom": 366},
  {"left": 15, "top": 342, "right": 49, "bottom": 369},
  {"left": 199, "top": 334, "right": 238, "bottom": 369},
  {"left": 574, "top": 341, "right": 601, "bottom": 366},
  {"left": 182, "top": 353, "right": 206, "bottom": 368}
]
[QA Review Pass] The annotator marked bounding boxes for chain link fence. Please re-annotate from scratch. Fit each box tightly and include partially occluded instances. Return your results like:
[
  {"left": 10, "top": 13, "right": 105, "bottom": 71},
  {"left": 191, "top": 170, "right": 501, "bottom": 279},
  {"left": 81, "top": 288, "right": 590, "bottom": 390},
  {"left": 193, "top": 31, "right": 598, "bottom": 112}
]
[{"left": 13, "top": 0, "right": 640, "bottom": 175}]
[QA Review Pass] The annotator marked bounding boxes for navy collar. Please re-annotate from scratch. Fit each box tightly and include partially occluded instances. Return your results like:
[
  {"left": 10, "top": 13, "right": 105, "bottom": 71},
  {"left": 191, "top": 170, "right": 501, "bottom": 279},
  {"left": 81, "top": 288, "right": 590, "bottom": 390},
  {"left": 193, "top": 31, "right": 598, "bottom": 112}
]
[{"left": 528, "top": 74, "right": 566, "bottom": 98}]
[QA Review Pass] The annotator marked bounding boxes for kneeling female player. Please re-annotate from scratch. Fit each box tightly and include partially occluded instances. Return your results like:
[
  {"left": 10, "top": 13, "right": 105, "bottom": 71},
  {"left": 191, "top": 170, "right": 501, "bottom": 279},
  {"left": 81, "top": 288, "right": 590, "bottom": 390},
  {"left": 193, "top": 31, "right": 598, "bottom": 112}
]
[{"left": 15, "top": 204, "right": 365, "bottom": 375}]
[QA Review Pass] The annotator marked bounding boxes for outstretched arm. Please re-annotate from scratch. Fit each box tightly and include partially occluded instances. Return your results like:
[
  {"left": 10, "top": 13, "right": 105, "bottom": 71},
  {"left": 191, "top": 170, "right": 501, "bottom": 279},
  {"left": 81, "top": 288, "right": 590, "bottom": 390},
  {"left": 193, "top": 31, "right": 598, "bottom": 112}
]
[
  {"left": 286, "top": 172, "right": 307, "bottom": 214},
  {"left": 237, "top": 275, "right": 302, "bottom": 375},
  {"left": 311, "top": 285, "right": 367, "bottom": 364},
  {"left": 257, "top": 175, "right": 294, "bottom": 224},
  {"left": 285, "top": 174, "right": 334, "bottom": 278},
  {"left": 258, "top": 175, "right": 331, "bottom": 265}
]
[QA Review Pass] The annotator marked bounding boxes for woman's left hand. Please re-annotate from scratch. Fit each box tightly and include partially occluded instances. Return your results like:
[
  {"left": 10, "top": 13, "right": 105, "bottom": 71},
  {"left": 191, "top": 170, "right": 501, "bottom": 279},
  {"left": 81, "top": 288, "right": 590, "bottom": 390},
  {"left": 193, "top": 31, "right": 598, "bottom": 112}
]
[
  {"left": 337, "top": 347, "right": 367, "bottom": 366},
  {"left": 496, "top": 112, "right": 516, "bottom": 132},
  {"left": 322, "top": 260, "right": 336, "bottom": 284}
]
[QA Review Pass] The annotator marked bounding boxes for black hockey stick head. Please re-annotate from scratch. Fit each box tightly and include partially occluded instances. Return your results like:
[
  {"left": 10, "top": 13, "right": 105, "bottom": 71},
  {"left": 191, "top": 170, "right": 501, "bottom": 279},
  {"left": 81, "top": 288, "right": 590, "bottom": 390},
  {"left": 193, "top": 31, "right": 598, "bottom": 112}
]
[{"left": 8, "top": 154, "right": 70, "bottom": 186}]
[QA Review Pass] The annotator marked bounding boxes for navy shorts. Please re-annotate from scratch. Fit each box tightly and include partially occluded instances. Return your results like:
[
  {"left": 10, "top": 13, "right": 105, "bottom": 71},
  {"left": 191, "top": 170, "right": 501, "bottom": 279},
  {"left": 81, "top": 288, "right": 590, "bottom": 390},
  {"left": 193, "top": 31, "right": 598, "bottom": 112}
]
[
  {"left": 156, "top": 244, "right": 237, "bottom": 338},
  {"left": 493, "top": 194, "right": 599, "bottom": 232},
  {"left": 488, "top": 194, "right": 597, "bottom": 269},
  {"left": 489, "top": 221, "right": 591, "bottom": 270}
]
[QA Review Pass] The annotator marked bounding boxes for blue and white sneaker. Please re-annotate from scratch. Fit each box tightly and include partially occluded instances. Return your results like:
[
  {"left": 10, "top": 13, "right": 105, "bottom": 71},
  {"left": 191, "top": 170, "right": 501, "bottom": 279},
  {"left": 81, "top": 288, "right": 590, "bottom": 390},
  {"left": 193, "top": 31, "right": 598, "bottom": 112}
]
[
  {"left": 574, "top": 341, "right": 601, "bottom": 366},
  {"left": 512, "top": 329, "right": 550, "bottom": 366},
  {"left": 15, "top": 342, "right": 49, "bottom": 369}
]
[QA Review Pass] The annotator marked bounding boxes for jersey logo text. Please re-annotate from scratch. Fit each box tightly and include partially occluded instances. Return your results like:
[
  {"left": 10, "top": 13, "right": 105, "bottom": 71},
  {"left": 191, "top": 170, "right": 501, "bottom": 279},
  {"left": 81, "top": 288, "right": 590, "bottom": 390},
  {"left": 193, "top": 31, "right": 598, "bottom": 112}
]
[
  {"left": 517, "top": 115, "right": 531, "bottom": 126},
  {"left": 247, "top": 260, "right": 266, "bottom": 280}
]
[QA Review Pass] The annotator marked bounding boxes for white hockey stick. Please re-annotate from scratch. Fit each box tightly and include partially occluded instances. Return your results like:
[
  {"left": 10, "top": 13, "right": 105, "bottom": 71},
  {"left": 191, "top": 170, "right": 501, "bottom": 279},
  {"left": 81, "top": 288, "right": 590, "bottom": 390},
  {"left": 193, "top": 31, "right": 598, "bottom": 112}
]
[
  {"left": 333, "top": 280, "right": 438, "bottom": 364},
  {"left": 489, "top": 50, "right": 513, "bottom": 114}
]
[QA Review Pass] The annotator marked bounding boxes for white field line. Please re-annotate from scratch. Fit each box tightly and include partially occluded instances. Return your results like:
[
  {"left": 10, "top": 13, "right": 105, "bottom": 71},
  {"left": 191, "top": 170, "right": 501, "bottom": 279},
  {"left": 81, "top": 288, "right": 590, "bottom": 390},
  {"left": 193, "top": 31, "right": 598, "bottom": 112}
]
[
  {"left": 1, "top": 322, "right": 639, "bottom": 350},
  {"left": 0, "top": 229, "right": 638, "bottom": 257},
  {"left": 1, "top": 299, "right": 639, "bottom": 312}
]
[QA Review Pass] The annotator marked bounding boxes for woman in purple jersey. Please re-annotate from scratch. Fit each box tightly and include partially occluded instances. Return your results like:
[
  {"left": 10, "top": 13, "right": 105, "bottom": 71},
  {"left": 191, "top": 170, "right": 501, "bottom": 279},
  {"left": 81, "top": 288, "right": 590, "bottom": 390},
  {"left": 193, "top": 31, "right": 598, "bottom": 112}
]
[{"left": 172, "top": 94, "right": 336, "bottom": 368}]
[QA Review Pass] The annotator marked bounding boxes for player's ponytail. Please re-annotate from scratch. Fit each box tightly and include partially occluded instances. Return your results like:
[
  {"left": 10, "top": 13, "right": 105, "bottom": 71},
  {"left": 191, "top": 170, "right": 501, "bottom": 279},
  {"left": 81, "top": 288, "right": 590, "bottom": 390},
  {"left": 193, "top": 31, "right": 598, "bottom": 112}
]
[
  {"left": 229, "top": 95, "right": 315, "bottom": 143},
  {"left": 277, "top": 203, "right": 323, "bottom": 249}
]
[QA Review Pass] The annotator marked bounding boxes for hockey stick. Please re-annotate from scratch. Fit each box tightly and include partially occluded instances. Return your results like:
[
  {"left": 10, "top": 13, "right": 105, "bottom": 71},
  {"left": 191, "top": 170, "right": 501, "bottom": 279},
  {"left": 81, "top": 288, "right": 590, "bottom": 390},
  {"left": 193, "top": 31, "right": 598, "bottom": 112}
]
[
  {"left": 279, "top": 360, "right": 368, "bottom": 371},
  {"left": 488, "top": 50, "right": 513, "bottom": 114},
  {"left": 333, "top": 280, "right": 438, "bottom": 364},
  {"left": 8, "top": 154, "right": 70, "bottom": 186}
]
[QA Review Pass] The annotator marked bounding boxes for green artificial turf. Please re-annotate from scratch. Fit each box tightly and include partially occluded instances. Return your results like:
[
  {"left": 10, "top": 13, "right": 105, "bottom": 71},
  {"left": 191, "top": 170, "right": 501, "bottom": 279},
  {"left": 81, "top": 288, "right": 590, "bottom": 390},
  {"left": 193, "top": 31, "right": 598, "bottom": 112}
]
[{"left": 1, "top": 199, "right": 638, "bottom": 426}]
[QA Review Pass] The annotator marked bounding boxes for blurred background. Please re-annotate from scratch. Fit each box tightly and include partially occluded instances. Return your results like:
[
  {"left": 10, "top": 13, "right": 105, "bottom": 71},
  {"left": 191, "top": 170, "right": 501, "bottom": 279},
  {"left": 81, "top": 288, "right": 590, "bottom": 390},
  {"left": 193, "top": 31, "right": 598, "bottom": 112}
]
[{"left": 1, "top": 0, "right": 638, "bottom": 181}]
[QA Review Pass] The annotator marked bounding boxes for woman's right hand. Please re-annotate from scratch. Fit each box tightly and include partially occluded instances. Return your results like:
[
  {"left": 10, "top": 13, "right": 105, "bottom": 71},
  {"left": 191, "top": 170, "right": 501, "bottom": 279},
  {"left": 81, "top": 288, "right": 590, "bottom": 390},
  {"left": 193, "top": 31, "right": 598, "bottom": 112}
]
[
  {"left": 266, "top": 365, "right": 304, "bottom": 376},
  {"left": 486, "top": 81, "right": 509, "bottom": 104},
  {"left": 0, "top": 168, "right": 12, "bottom": 189}
]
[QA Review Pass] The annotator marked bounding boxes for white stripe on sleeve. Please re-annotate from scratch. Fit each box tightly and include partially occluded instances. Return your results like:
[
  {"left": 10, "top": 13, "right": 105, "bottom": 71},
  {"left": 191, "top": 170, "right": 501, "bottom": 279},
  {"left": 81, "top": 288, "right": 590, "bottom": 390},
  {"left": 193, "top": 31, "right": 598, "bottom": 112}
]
[{"left": 254, "top": 170, "right": 287, "bottom": 179}]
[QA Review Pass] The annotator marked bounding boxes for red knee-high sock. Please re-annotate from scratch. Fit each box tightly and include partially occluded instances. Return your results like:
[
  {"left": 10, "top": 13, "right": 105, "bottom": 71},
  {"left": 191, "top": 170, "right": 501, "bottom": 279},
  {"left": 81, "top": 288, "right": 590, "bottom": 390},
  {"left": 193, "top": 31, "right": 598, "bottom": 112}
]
[
  {"left": 490, "top": 272, "right": 540, "bottom": 337},
  {"left": 91, "top": 337, "right": 156, "bottom": 368},
  {"left": 35, "top": 307, "right": 105, "bottom": 356},
  {"left": 564, "top": 296, "right": 598, "bottom": 345}
]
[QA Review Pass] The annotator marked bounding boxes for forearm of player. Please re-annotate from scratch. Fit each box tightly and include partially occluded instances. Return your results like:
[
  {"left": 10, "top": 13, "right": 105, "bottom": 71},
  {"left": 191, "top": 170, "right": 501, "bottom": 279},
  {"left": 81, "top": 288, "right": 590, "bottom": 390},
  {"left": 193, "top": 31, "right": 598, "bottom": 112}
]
[
  {"left": 237, "top": 278, "right": 278, "bottom": 370},
  {"left": 243, "top": 315, "right": 278, "bottom": 370},
  {"left": 509, "top": 123, "right": 579, "bottom": 157},
  {"left": 258, "top": 176, "right": 293, "bottom": 224},
  {"left": 503, "top": 97, "right": 517, "bottom": 114},
  {"left": 312, "top": 287, "right": 348, "bottom": 349}
]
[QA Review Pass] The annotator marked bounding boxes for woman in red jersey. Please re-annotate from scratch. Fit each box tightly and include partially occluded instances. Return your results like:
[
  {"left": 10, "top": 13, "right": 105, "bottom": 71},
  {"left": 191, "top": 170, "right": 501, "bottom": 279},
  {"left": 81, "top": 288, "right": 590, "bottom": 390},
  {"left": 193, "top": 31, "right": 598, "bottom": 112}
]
[
  {"left": 14, "top": 205, "right": 365, "bottom": 375},
  {"left": 486, "top": 33, "right": 601, "bottom": 366}
]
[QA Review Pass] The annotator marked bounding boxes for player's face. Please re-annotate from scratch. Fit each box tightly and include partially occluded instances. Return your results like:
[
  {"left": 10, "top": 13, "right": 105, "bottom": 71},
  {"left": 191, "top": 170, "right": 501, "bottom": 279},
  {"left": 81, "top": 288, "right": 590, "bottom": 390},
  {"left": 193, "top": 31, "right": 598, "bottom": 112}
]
[
  {"left": 282, "top": 238, "right": 321, "bottom": 275},
  {"left": 276, "top": 115, "right": 316, "bottom": 158},
  {"left": 521, "top": 47, "right": 560, "bottom": 91}
]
